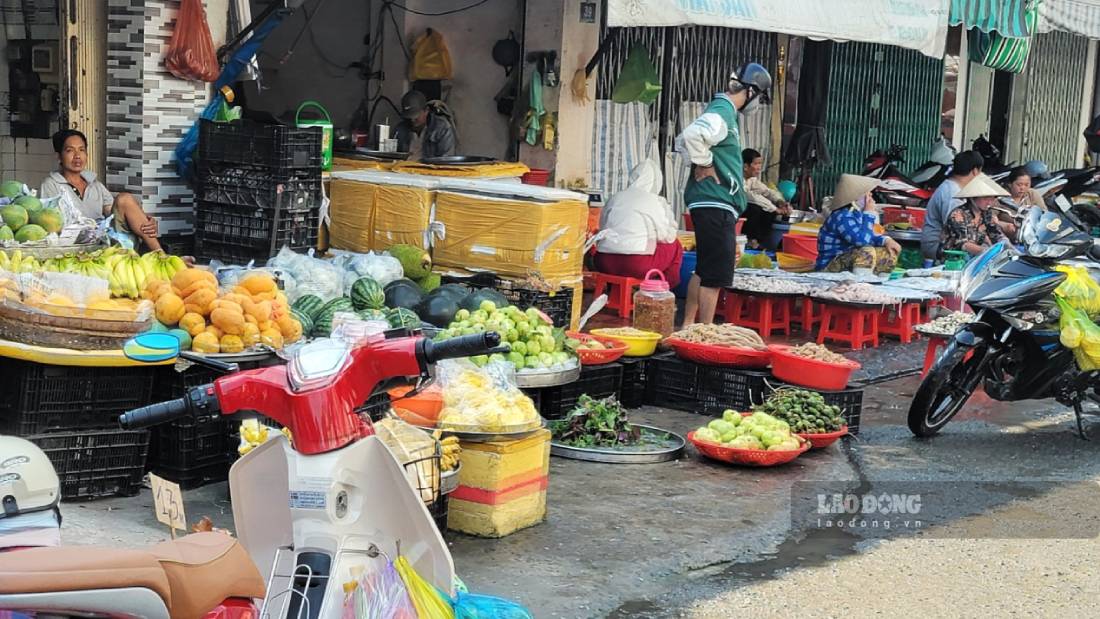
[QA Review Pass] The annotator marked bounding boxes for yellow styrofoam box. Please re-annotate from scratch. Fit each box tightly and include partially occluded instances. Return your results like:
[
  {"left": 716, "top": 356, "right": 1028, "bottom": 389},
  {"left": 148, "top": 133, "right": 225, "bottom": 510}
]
[
  {"left": 457, "top": 429, "right": 550, "bottom": 492},
  {"left": 447, "top": 490, "right": 546, "bottom": 538},
  {"left": 432, "top": 192, "right": 588, "bottom": 281},
  {"left": 328, "top": 179, "right": 433, "bottom": 252},
  {"left": 332, "top": 157, "right": 392, "bottom": 173}
]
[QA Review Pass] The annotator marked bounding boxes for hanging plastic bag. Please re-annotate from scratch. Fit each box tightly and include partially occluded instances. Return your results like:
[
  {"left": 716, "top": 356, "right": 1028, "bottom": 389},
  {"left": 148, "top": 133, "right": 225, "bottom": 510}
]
[
  {"left": 1054, "top": 265, "right": 1100, "bottom": 318},
  {"left": 164, "top": 0, "right": 219, "bottom": 82},
  {"left": 1057, "top": 296, "right": 1100, "bottom": 370},
  {"left": 342, "top": 562, "right": 417, "bottom": 619},
  {"left": 611, "top": 44, "right": 662, "bottom": 105},
  {"left": 453, "top": 591, "right": 534, "bottom": 619},
  {"left": 410, "top": 29, "right": 453, "bottom": 81},
  {"left": 394, "top": 555, "right": 455, "bottom": 619}
]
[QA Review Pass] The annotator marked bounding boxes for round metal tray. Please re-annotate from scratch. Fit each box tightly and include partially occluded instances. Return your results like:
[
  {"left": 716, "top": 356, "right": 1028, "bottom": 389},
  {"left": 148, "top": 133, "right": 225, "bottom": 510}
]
[
  {"left": 550, "top": 425, "right": 685, "bottom": 464},
  {"left": 194, "top": 348, "right": 279, "bottom": 363},
  {"left": 421, "top": 155, "right": 498, "bottom": 166},
  {"left": 514, "top": 365, "right": 581, "bottom": 388},
  {"left": 441, "top": 464, "right": 461, "bottom": 495},
  {"left": 439, "top": 418, "right": 547, "bottom": 442}
]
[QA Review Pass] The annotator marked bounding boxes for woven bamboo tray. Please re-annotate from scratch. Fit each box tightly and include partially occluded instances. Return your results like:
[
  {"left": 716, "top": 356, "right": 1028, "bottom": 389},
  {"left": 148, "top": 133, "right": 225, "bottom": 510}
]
[{"left": 0, "top": 302, "right": 150, "bottom": 350}]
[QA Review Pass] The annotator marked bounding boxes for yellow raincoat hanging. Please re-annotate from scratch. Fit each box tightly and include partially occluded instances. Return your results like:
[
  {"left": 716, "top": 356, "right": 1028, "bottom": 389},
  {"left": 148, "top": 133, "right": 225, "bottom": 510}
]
[{"left": 410, "top": 29, "right": 453, "bottom": 81}]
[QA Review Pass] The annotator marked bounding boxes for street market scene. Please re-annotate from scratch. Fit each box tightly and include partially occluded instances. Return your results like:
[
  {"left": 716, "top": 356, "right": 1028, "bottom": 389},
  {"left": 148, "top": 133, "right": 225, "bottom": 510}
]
[{"left": 4, "top": 0, "right": 1100, "bottom": 617}]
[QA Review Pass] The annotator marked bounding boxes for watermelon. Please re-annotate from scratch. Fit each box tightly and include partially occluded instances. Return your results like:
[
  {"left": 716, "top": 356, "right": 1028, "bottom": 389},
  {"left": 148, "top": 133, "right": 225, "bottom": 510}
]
[
  {"left": 415, "top": 294, "right": 459, "bottom": 328},
  {"left": 384, "top": 278, "right": 425, "bottom": 310},
  {"left": 350, "top": 277, "right": 385, "bottom": 310},
  {"left": 357, "top": 308, "right": 388, "bottom": 322},
  {"left": 292, "top": 294, "right": 325, "bottom": 320},
  {"left": 312, "top": 297, "right": 355, "bottom": 338},
  {"left": 291, "top": 309, "right": 314, "bottom": 337},
  {"left": 387, "top": 307, "right": 421, "bottom": 330}
]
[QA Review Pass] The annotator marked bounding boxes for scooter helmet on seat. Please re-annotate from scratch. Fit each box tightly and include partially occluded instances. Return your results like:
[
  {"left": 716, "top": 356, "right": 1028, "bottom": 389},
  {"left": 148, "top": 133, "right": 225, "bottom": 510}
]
[
  {"left": 1023, "top": 160, "right": 1049, "bottom": 180},
  {"left": 730, "top": 63, "right": 772, "bottom": 104},
  {"left": 0, "top": 436, "right": 60, "bottom": 518}
]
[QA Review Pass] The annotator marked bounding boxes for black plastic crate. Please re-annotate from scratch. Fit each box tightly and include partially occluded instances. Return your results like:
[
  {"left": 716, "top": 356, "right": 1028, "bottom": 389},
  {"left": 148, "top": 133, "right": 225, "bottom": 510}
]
[
  {"left": 149, "top": 416, "right": 234, "bottom": 472},
  {"left": 645, "top": 355, "right": 771, "bottom": 413},
  {"left": 760, "top": 382, "right": 864, "bottom": 435},
  {"left": 195, "top": 201, "right": 318, "bottom": 264},
  {"left": 618, "top": 357, "right": 650, "bottom": 409},
  {"left": 0, "top": 360, "right": 157, "bottom": 435},
  {"left": 153, "top": 460, "right": 231, "bottom": 490},
  {"left": 496, "top": 280, "right": 574, "bottom": 329},
  {"left": 32, "top": 430, "right": 150, "bottom": 500},
  {"left": 198, "top": 119, "right": 322, "bottom": 171},
  {"left": 197, "top": 165, "right": 321, "bottom": 213},
  {"left": 526, "top": 363, "right": 623, "bottom": 420}
]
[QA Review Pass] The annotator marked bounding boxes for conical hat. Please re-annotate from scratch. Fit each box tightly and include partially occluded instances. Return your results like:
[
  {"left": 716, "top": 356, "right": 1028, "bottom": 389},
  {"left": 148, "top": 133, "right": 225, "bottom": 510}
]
[
  {"left": 831, "top": 174, "right": 881, "bottom": 209},
  {"left": 956, "top": 174, "right": 1009, "bottom": 199}
]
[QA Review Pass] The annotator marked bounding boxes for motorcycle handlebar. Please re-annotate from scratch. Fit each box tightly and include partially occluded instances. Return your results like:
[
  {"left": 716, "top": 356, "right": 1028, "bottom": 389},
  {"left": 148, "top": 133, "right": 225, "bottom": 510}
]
[
  {"left": 420, "top": 332, "right": 502, "bottom": 365},
  {"left": 119, "top": 398, "right": 190, "bottom": 429}
]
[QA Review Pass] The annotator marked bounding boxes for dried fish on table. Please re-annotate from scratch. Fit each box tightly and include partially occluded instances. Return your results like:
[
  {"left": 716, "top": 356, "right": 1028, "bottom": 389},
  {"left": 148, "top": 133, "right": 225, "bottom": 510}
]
[
  {"left": 787, "top": 342, "right": 849, "bottom": 364},
  {"left": 668, "top": 323, "right": 767, "bottom": 350},
  {"left": 730, "top": 274, "right": 817, "bottom": 295},
  {"left": 812, "top": 282, "right": 899, "bottom": 305},
  {"left": 915, "top": 311, "right": 975, "bottom": 336}
]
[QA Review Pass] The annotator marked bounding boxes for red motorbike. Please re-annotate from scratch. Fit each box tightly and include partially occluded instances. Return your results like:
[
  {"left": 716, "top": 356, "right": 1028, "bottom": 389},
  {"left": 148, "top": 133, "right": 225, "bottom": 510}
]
[{"left": 0, "top": 331, "right": 501, "bottom": 619}]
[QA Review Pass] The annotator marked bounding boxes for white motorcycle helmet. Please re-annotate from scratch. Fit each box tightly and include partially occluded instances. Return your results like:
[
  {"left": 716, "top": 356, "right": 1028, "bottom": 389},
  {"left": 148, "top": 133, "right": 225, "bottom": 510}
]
[{"left": 0, "top": 436, "right": 60, "bottom": 518}]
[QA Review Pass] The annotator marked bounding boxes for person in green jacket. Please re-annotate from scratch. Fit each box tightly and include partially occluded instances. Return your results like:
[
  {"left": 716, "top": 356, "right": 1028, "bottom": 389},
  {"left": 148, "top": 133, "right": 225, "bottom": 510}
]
[{"left": 677, "top": 63, "right": 772, "bottom": 325}]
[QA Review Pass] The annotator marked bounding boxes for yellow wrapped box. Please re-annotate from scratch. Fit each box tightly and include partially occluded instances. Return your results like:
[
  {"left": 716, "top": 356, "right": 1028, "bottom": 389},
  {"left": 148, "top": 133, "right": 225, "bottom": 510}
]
[
  {"left": 432, "top": 191, "right": 588, "bottom": 282},
  {"left": 456, "top": 429, "right": 550, "bottom": 492},
  {"left": 328, "top": 178, "right": 433, "bottom": 252},
  {"left": 447, "top": 430, "right": 550, "bottom": 537}
]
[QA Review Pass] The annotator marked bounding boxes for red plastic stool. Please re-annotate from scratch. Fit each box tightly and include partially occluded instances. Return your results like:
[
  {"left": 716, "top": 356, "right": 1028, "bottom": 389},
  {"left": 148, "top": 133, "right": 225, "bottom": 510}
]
[
  {"left": 922, "top": 298, "right": 946, "bottom": 322},
  {"left": 817, "top": 303, "right": 879, "bottom": 350},
  {"left": 922, "top": 336, "right": 948, "bottom": 376},
  {"left": 791, "top": 297, "right": 821, "bottom": 333},
  {"left": 591, "top": 273, "right": 642, "bottom": 318},
  {"left": 718, "top": 292, "right": 792, "bottom": 337},
  {"left": 879, "top": 302, "right": 923, "bottom": 343}
]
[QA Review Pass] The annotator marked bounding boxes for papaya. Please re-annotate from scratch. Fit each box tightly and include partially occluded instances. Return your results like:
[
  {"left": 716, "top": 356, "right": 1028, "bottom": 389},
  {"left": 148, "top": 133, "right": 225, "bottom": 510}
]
[
  {"left": 211, "top": 306, "right": 245, "bottom": 335},
  {"left": 260, "top": 328, "right": 284, "bottom": 350},
  {"left": 172, "top": 268, "right": 216, "bottom": 291},
  {"left": 179, "top": 312, "right": 206, "bottom": 337},
  {"left": 155, "top": 293, "right": 186, "bottom": 326},
  {"left": 239, "top": 274, "right": 277, "bottom": 295},
  {"left": 241, "top": 322, "right": 261, "bottom": 347},
  {"left": 192, "top": 331, "right": 220, "bottom": 354},
  {"left": 220, "top": 334, "right": 245, "bottom": 354}
]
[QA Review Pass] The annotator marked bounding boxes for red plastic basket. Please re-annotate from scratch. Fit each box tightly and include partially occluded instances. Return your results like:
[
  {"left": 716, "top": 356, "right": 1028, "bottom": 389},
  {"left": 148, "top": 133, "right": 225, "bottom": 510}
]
[
  {"left": 522, "top": 168, "right": 551, "bottom": 186},
  {"left": 687, "top": 431, "right": 810, "bottom": 467},
  {"left": 768, "top": 345, "right": 860, "bottom": 391},
  {"left": 782, "top": 233, "right": 819, "bottom": 260},
  {"left": 567, "top": 331, "right": 628, "bottom": 365},
  {"left": 665, "top": 338, "right": 771, "bottom": 368},
  {"left": 881, "top": 206, "right": 926, "bottom": 229},
  {"left": 795, "top": 426, "right": 849, "bottom": 450}
]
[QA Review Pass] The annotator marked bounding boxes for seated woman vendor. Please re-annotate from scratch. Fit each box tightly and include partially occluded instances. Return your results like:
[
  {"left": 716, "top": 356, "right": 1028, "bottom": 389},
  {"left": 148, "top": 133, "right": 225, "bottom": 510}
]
[
  {"left": 815, "top": 174, "right": 901, "bottom": 275},
  {"left": 942, "top": 174, "right": 1007, "bottom": 257},
  {"left": 594, "top": 159, "right": 684, "bottom": 287},
  {"left": 39, "top": 129, "right": 161, "bottom": 251},
  {"left": 742, "top": 148, "right": 789, "bottom": 250}
]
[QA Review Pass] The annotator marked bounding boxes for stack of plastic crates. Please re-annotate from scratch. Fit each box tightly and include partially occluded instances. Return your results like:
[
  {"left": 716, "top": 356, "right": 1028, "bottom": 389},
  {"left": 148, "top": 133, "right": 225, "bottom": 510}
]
[
  {"left": 195, "top": 119, "right": 323, "bottom": 264},
  {"left": 0, "top": 358, "right": 157, "bottom": 499}
]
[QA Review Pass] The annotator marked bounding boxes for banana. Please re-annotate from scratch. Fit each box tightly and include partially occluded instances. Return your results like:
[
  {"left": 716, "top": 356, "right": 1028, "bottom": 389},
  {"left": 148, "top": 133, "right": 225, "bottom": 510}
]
[
  {"left": 0, "top": 251, "right": 8, "bottom": 271},
  {"left": 167, "top": 255, "right": 186, "bottom": 275}
]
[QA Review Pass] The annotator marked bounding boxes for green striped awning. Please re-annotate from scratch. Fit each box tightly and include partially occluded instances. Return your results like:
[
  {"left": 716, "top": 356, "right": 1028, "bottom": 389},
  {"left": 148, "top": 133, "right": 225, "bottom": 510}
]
[{"left": 951, "top": 0, "right": 1037, "bottom": 38}]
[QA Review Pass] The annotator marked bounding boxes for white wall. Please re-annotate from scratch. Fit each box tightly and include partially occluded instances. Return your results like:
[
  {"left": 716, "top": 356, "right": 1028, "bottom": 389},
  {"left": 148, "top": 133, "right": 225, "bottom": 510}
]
[{"left": 0, "top": 138, "right": 57, "bottom": 187}]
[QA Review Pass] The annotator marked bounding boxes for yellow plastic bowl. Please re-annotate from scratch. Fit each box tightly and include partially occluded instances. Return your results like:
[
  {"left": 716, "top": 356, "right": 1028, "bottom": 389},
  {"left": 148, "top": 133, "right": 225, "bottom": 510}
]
[
  {"left": 777, "top": 251, "right": 814, "bottom": 273},
  {"left": 589, "top": 328, "right": 662, "bottom": 357}
]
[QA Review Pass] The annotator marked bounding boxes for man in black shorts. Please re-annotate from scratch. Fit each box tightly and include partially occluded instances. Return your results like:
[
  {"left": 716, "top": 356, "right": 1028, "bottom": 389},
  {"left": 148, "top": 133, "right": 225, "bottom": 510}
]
[{"left": 676, "top": 63, "right": 772, "bottom": 325}]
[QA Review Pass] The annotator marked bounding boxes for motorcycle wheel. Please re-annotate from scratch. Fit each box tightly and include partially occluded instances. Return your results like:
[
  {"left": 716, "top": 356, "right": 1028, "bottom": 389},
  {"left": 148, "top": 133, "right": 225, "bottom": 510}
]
[{"left": 908, "top": 340, "right": 986, "bottom": 437}]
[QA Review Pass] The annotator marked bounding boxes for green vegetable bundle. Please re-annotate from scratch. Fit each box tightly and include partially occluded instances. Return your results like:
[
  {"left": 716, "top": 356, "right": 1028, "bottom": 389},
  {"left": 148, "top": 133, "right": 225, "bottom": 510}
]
[{"left": 550, "top": 395, "right": 639, "bottom": 448}]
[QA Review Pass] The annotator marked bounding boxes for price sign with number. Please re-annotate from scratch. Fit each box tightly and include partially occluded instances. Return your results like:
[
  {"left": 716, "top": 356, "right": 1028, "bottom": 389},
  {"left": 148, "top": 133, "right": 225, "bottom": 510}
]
[{"left": 149, "top": 473, "right": 187, "bottom": 533}]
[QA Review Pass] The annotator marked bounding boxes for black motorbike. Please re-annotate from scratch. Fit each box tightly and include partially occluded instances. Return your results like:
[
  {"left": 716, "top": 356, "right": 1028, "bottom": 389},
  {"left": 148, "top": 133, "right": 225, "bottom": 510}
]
[{"left": 909, "top": 201, "right": 1100, "bottom": 438}]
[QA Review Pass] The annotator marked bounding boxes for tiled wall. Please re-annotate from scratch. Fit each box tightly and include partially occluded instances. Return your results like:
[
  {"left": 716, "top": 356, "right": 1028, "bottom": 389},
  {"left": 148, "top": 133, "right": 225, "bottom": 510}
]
[
  {"left": 107, "top": 0, "right": 208, "bottom": 236},
  {"left": 0, "top": 138, "right": 57, "bottom": 186}
]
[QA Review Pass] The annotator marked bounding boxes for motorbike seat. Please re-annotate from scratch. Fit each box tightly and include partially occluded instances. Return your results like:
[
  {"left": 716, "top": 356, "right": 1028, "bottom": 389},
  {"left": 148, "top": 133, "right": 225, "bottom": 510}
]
[{"left": 0, "top": 532, "right": 265, "bottom": 619}]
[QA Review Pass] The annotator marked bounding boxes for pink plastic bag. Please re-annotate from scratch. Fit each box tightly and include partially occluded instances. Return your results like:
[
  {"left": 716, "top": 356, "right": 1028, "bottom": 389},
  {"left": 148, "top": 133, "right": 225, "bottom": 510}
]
[
  {"left": 341, "top": 562, "right": 417, "bottom": 619},
  {"left": 164, "top": 0, "right": 219, "bottom": 82}
]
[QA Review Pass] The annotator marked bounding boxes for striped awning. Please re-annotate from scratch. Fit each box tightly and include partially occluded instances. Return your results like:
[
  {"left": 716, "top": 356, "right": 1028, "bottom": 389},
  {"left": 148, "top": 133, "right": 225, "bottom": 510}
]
[
  {"left": 950, "top": 0, "right": 1034, "bottom": 37},
  {"left": 1038, "top": 0, "right": 1100, "bottom": 38}
]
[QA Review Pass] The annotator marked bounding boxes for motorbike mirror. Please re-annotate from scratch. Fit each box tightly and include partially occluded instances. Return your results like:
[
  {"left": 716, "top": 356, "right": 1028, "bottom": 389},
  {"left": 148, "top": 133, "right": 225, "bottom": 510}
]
[{"left": 123, "top": 333, "right": 181, "bottom": 363}]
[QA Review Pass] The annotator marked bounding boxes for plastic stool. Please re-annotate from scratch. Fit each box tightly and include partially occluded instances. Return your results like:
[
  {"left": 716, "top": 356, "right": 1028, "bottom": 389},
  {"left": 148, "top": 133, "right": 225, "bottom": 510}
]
[
  {"left": 922, "top": 336, "right": 948, "bottom": 377},
  {"left": 879, "top": 302, "right": 923, "bottom": 343},
  {"left": 591, "top": 273, "right": 642, "bottom": 318},
  {"left": 791, "top": 297, "right": 820, "bottom": 333},
  {"left": 718, "top": 292, "right": 792, "bottom": 337},
  {"left": 817, "top": 303, "right": 879, "bottom": 350}
]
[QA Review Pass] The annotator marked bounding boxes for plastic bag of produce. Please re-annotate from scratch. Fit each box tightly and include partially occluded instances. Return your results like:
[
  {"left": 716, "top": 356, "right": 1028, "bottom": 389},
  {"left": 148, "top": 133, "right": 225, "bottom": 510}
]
[
  {"left": 453, "top": 591, "right": 533, "bottom": 619},
  {"left": 1057, "top": 296, "right": 1100, "bottom": 370},
  {"left": 394, "top": 555, "right": 455, "bottom": 619},
  {"left": 331, "top": 250, "right": 405, "bottom": 291},
  {"left": 164, "top": 0, "right": 218, "bottom": 82},
  {"left": 1054, "top": 265, "right": 1100, "bottom": 318},
  {"left": 342, "top": 561, "right": 417, "bottom": 619},
  {"left": 436, "top": 360, "right": 540, "bottom": 433},
  {"left": 267, "top": 247, "right": 344, "bottom": 302}
]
